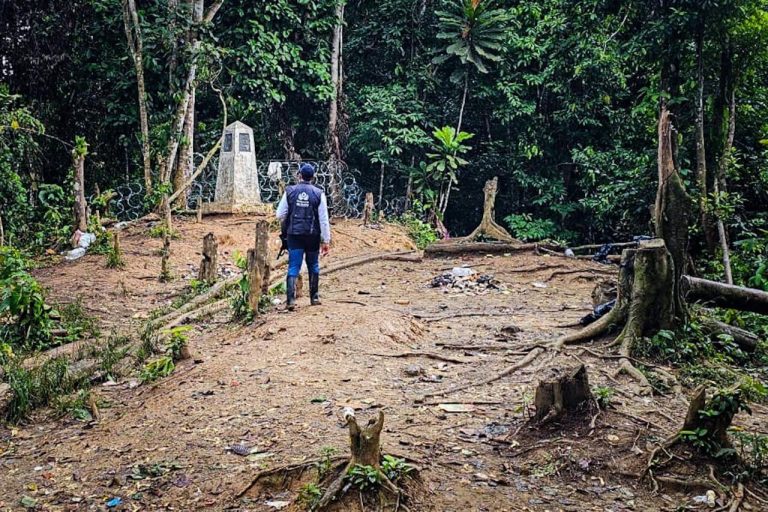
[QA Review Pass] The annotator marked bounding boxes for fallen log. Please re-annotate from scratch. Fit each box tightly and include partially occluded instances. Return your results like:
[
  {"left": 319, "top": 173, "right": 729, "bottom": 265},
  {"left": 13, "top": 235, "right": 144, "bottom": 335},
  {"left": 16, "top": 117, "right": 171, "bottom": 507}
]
[
  {"left": 682, "top": 275, "right": 768, "bottom": 314},
  {"left": 424, "top": 241, "right": 539, "bottom": 257},
  {"left": 702, "top": 318, "right": 758, "bottom": 352}
]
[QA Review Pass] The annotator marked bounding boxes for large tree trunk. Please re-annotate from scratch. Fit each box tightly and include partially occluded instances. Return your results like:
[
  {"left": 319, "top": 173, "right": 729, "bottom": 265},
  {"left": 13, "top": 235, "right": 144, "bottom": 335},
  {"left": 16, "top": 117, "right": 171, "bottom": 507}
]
[
  {"left": 654, "top": 106, "right": 690, "bottom": 315},
  {"left": 122, "top": 0, "right": 152, "bottom": 193}
]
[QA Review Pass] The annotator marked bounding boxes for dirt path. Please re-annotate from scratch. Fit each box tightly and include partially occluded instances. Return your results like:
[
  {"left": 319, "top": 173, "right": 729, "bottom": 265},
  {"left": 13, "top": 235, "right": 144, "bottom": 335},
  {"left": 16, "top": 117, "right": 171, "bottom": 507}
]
[{"left": 2, "top": 218, "right": 766, "bottom": 511}]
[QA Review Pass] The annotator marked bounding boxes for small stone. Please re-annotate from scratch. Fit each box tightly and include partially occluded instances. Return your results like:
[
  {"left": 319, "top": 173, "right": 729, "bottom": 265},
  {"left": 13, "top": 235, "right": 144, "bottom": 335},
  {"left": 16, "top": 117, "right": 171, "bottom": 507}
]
[
  {"left": 606, "top": 434, "right": 620, "bottom": 443},
  {"left": 404, "top": 365, "right": 423, "bottom": 377}
]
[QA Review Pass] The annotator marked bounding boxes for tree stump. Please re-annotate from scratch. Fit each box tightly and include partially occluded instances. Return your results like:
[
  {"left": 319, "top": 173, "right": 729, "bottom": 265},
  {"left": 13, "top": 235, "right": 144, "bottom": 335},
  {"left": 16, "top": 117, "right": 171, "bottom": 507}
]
[
  {"left": 247, "top": 248, "right": 262, "bottom": 314},
  {"left": 315, "top": 410, "right": 396, "bottom": 510},
  {"left": 532, "top": 364, "right": 592, "bottom": 424},
  {"left": 348, "top": 409, "right": 385, "bottom": 468},
  {"left": 195, "top": 202, "right": 203, "bottom": 223},
  {"left": 247, "top": 220, "right": 269, "bottom": 314},
  {"left": 465, "top": 177, "right": 515, "bottom": 242},
  {"left": 556, "top": 239, "right": 677, "bottom": 393},
  {"left": 255, "top": 221, "right": 270, "bottom": 295},
  {"left": 362, "top": 192, "right": 375, "bottom": 226},
  {"left": 198, "top": 233, "right": 218, "bottom": 284},
  {"left": 681, "top": 386, "right": 740, "bottom": 450}
]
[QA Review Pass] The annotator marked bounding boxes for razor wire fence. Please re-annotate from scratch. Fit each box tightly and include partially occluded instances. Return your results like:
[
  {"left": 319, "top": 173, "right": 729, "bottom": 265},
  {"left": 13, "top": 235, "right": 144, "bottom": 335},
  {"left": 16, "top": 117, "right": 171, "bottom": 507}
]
[{"left": 107, "top": 156, "right": 408, "bottom": 221}]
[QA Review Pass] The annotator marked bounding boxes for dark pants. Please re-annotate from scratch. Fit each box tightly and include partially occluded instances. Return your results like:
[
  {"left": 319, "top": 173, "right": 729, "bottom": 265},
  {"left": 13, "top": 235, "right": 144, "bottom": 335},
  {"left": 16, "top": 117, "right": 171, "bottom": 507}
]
[{"left": 287, "top": 234, "right": 321, "bottom": 277}]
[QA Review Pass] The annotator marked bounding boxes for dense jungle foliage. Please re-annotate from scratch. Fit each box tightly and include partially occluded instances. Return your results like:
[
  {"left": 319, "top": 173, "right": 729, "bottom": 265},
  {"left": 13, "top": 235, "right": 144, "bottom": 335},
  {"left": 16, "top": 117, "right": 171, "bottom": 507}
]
[{"left": 0, "top": 0, "right": 767, "bottom": 277}]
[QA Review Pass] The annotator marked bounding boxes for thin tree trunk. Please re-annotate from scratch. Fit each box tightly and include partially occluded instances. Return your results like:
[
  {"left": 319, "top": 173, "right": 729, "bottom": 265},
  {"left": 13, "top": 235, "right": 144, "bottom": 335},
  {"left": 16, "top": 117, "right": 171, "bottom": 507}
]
[
  {"left": 173, "top": 0, "right": 203, "bottom": 209},
  {"left": 441, "top": 71, "right": 469, "bottom": 217},
  {"left": 714, "top": 89, "right": 736, "bottom": 284},
  {"left": 456, "top": 71, "right": 468, "bottom": 135},
  {"left": 695, "top": 22, "right": 715, "bottom": 251},
  {"left": 73, "top": 152, "right": 87, "bottom": 233},
  {"left": 326, "top": 0, "right": 345, "bottom": 213},
  {"left": 326, "top": 0, "right": 344, "bottom": 162},
  {"left": 377, "top": 161, "right": 385, "bottom": 211},
  {"left": 163, "top": 0, "right": 224, "bottom": 187},
  {"left": 122, "top": 0, "right": 152, "bottom": 193}
]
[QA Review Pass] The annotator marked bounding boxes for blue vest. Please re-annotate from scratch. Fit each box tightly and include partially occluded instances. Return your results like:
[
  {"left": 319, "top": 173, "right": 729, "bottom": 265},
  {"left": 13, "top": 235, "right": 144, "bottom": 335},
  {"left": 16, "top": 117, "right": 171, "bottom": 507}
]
[{"left": 286, "top": 183, "right": 322, "bottom": 236}]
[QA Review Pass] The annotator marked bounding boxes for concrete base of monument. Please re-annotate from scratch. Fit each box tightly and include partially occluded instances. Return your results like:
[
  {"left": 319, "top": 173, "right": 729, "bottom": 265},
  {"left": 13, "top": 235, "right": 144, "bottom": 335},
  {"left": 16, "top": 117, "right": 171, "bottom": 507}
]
[{"left": 201, "top": 202, "right": 273, "bottom": 215}]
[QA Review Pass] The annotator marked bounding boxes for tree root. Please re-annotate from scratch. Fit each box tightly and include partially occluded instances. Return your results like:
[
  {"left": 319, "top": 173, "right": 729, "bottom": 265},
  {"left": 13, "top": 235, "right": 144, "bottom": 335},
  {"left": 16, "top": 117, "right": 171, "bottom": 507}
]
[
  {"left": 235, "top": 456, "right": 348, "bottom": 498},
  {"left": 366, "top": 352, "right": 469, "bottom": 364},
  {"left": 615, "top": 358, "right": 652, "bottom": 395},
  {"left": 419, "top": 346, "right": 548, "bottom": 400},
  {"left": 554, "top": 309, "right": 621, "bottom": 350}
]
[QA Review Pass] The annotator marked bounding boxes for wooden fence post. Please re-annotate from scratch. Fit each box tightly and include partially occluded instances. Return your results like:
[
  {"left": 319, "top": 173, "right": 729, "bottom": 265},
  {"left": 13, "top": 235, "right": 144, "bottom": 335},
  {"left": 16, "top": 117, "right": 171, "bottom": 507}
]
[{"left": 198, "top": 232, "right": 218, "bottom": 284}]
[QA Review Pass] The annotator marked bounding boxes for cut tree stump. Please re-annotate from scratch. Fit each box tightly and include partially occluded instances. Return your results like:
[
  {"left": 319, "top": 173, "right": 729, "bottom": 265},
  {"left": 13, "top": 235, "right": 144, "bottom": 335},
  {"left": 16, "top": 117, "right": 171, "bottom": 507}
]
[
  {"left": 681, "top": 386, "right": 739, "bottom": 449},
  {"left": 363, "top": 192, "right": 375, "bottom": 226},
  {"left": 532, "top": 364, "right": 593, "bottom": 424},
  {"left": 556, "top": 239, "right": 677, "bottom": 393},
  {"left": 315, "top": 409, "right": 399, "bottom": 510},
  {"left": 247, "top": 220, "right": 269, "bottom": 314},
  {"left": 465, "top": 177, "right": 515, "bottom": 242},
  {"left": 198, "top": 233, "right": 218, "bottom": 284}
]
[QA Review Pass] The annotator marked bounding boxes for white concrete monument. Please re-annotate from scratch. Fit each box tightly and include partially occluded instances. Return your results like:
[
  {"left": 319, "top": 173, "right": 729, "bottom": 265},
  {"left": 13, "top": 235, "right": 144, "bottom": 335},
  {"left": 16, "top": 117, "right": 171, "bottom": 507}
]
[{"left": 204, "top": 121, "right": 269, "bottom": 214}]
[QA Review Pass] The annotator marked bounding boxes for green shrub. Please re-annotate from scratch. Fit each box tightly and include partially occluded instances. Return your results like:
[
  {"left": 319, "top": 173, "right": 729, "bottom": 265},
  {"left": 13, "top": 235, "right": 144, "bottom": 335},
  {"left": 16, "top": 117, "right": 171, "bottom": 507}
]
[
  {"left": 297, "top": 483, "right": 323, "bottom": 510},
  {"left": 4, "top": 357, "right": 76, "bottom": 422},
  {"left": 139, "top": 356, "right": 175, "bottom": 383},
  {"left": 0, "top": 246, "right": 53, "bottom": 350},
  {"left": 399, "top": 212, "right": 438, "bottom": 249},
  {"left": 346, "top": 464, "right": 382, "bottom": 491},
  {"left": 503, "top": 213, "right": 572, "bottom": 243}
]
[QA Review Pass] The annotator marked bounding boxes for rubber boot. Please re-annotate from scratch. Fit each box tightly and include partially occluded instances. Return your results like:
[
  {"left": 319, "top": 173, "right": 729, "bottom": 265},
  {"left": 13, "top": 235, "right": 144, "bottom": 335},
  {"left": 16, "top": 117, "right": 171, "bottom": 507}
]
[
  {"left": 286, "top": 276, "right": 297, "bottom": 311},
  {"left": 309, "top": 273, "right": 321, "bottom": 306}
]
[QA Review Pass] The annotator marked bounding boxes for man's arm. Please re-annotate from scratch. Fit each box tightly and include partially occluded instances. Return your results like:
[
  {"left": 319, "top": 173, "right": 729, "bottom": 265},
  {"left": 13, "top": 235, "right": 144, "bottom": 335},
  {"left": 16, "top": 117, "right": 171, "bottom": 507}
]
[
  {"left": 319, "top": 193, "right": 331, "bottom": 244},
  {"left": 275, "top": 192, "right": 289, "bottom": 221}
]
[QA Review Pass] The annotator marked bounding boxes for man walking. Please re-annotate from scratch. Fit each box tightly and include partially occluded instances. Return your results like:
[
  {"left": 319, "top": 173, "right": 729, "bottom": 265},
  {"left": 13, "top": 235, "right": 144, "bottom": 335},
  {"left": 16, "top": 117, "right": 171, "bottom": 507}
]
[{"left": 275, "top": 163, "right": 331, "bottom": 310}]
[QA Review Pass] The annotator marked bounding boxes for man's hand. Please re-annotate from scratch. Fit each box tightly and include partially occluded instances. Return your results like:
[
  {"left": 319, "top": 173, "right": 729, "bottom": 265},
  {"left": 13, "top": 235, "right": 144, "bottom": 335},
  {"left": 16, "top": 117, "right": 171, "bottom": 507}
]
[{"left": 321, "top": 243, "right": 330, "bottom": 256}]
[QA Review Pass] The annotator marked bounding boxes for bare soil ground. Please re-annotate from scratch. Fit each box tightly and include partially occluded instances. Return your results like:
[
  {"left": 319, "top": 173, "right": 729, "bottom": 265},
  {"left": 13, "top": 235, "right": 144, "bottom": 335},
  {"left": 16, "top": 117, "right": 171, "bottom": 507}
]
[{"left": 2, "top": 215, "right": 766, "bottom": 511}]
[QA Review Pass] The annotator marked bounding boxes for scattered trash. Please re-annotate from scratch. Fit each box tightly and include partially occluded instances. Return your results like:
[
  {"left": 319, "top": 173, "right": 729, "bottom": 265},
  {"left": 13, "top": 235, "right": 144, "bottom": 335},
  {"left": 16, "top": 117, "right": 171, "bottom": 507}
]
[
  {"left": 265, "top": 501, "right": 291, "bottom": 510},
  {"left": 451, "top": 266, "right": 475, "bottom": 278},
  {"left": 106, "top": 497, "right": 122, "bottom": 508},
  {"left": 531, "top": 281, "right": 548, "bottom": 288},
  {"left": 579, "top": 299, "right": 616, "bottom": 326},
  {"left": 564, "top": 248, "right": 575, "bottom": 258},
  {"left": 693, "top": 490, "right": 717, "bottom": 507},
  {"left": 271, "top": 297, "right": 282, "bottom": 305},
  {"left": 62, "top": 230, "right": 97, "bottom": 261},
  {"left": 20, "top": 496, "right": 37, "bottom": 509},
  {"left": 592, "top": 243, "right": 613, "bottom": 264},
  {"left": 430, "top": 271, "right": 506, "bottom": 294},
  {"left": 437, "top": 403, "right": 475, "bottom": 413}
]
